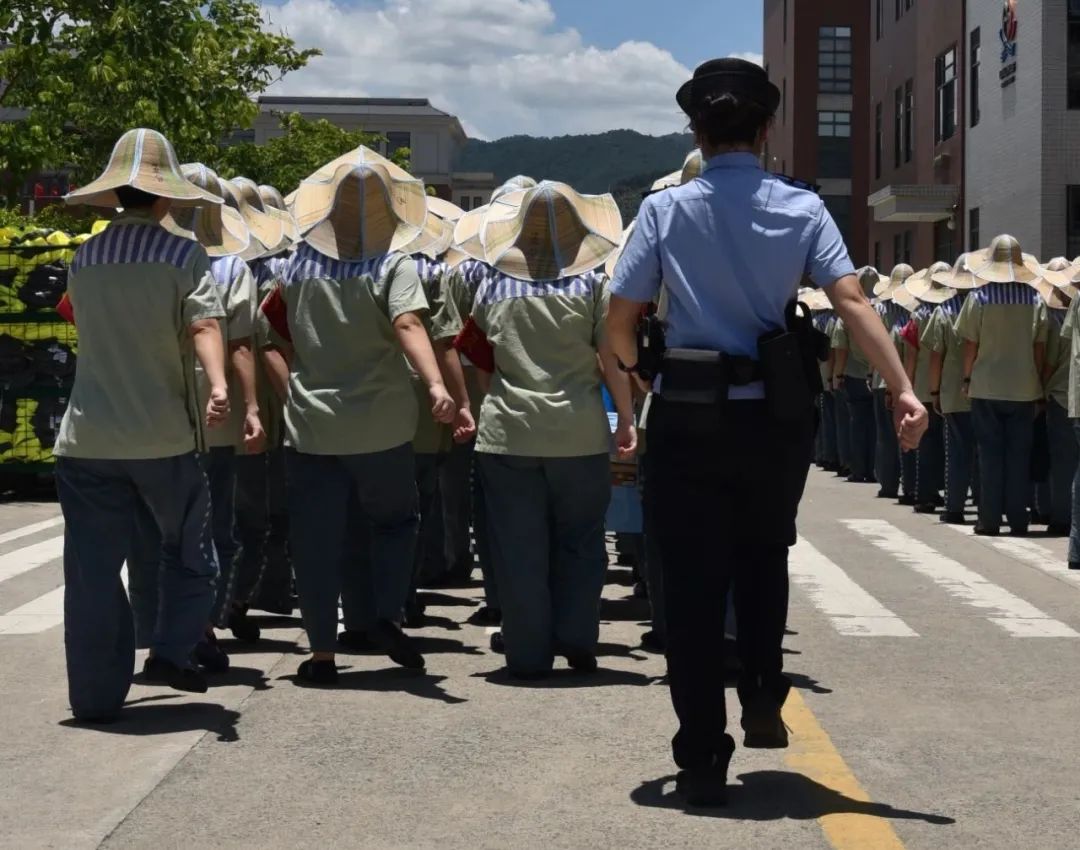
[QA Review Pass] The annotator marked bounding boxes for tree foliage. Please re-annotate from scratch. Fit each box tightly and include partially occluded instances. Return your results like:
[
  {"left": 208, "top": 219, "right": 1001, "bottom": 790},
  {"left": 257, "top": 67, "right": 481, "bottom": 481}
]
[
  {"left": 0, "top": 0, "right": 319, "bottom": 201},
  {"left": 213, "top": 112, "right": 412, "bottom": 193}
]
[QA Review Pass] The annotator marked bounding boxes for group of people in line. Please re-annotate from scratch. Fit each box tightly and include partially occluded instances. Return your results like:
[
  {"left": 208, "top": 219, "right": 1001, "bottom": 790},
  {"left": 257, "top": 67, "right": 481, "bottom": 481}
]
[{"left": 808, "top": 245, "right": 1080, "bottom": 553}]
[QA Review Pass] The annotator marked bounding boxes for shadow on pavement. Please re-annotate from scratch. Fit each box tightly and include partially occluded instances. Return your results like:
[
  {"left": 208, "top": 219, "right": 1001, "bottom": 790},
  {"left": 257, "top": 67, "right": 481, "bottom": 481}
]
[
  {"left": 786, "top": 672, "right": 832, "bottom": 695},
  {"left": 630, "top": 770, "right": 956, "bottom": 824},
  {"left": 418, "top": 591, "right": 478, "bottom": 609},
  {"left": 206, "top": 665, "right": 272, "bottom": 691},
  {"left": 282, "top": 667, "right": 468, "bottom": 705},
  {"left": 595, "top": 641, "right": 649, "bottom": 661},
  {"left": 409, "top": 635, "right": 484, "bottom": 656},
  {"left": 216, "top": 637, "right": 304, "bottom": 655},
  {"left": 408, "top": 614, "right": 463, "bottom": 631},
  {"left": 247, "top": 614, "right": 302, "bottom": 628},
  {"left": 60, "top": 703, "right": 241, "bottom": 742},
  {"left": 476, "top": 667, "right": 653, "bottom": 689},
  {"left": 599, "top": 595, "right": 651, "bottom": 622}
]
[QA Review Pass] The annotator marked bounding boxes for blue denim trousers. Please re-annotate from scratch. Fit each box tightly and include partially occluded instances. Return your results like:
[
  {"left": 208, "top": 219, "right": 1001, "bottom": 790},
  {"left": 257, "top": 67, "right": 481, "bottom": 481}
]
[
  {"left": 843, "top": 377, "right": 876, "bottom": 480},
  {"left": 944, "top": 412, "right": 975, "bottom": 514},
  {"left": 57, "top": 453, "right": 217, "bottom": 719},
  {"left": 1046, "top": 400, "right": 1077, "bottom": 528},
  {"left": 289, "top": 445, "right": 418, "bottom": 653},
  {"left": 873, "top": 388, "right": 900, "bottom": 496},
  {"left": 834, "top": 384, "right": 851, "bottom": 470},
  {"left": 200, "top": 447, "right": 238, "bottom": 626},
  {"left": 477, "top": 453, "right": 610, "bottom": 675},
  {"left": 971, "top": 398, "right": 1035, "bottom": 530},
  {"left": 1069, "top": 421, "right": 1080, "bottom": 563},
  {"left": 916, "top": 409, "right": 945, "bottom": 504}
]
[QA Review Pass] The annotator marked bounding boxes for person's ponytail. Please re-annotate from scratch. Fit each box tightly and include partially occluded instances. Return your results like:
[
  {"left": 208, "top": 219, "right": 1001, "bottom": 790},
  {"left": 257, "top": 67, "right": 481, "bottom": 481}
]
[{"left": 690, "top": 91, "right": 772, "bottom": 148}]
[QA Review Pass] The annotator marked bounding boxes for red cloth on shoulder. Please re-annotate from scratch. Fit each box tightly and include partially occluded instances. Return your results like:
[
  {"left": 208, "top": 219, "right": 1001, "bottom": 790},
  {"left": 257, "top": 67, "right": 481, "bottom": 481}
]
[
  {"left": 900, "top": 318, "right": 920, "bottom": 350},
  {"left": 453, "top": 316, "right": 495, "bottom": 373},
  {"left": 260, "top": 286, "right": 292, "bottom": 343},
  {"left": 56, "top": 293, "right": 75, "bottom": 325}
]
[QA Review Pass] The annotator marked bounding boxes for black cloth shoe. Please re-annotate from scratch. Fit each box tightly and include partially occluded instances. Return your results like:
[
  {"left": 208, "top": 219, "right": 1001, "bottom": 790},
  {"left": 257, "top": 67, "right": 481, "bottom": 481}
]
[
  {"left": 143, "top": 656, "right": 209, "bottom": 694},
  {"left": 640, "top": 630, "right": 666, "bottom": 654},
  {"left": 557, "top": 644, "right": 598, "bottom": 673},
  {"left": 490, "top": 630, "right": 505, "bottom": 654},
  {"left": 913, "top": 502, "right": 937, "bottom": 514},
  {"left": 877, "top": 489, "right": 898, "bottom": 499},
  {"left": 740, "top": 679, "right": 791, "bottom": 749},
  {"left": 372, "top": 620, "right": 425, "bottom": 670},
  {"left": 974, "top": 525, "right": 1000, "bottom": 537},
  {"left": 1069, "top": 562, "right": 1080, "bottom": 571},
  {"left": 675, "top": 736, "right": 735, "bottom": 808},
  {"left": 467, "top": 606, "right": 502, "bottom": 626},
  {"left": 337, "top": 629, "right": 378, "bottom": 652},
  {"left": 193, "top": 634, "right": 230, "bottom": 673},
  {"left": 939, "top": 512, "right": 966, "bottom": 525},
  {"left": 251, "top": 596, "right": 296, "bottom": 616},
  {"left": 1030, "top": 512, "right": 1051, "bottom": 526},
  {"left": 1009, "top": 526, "right": 1029, "bottom": 538},
  {"left": 897, "top": 494, "right": 916, "bottom": 507},
  {"left": 297, "top": 659, "right": 338, "bottom": 685},
  {"left": 1046, "top": 523, "right": 1070, "bottom": 537},
  {"left": 228, "top": 609, "right": 261, "bottom": 643},
  {"left": 402, "top": 599, "right": 427, "bottom": 629}
]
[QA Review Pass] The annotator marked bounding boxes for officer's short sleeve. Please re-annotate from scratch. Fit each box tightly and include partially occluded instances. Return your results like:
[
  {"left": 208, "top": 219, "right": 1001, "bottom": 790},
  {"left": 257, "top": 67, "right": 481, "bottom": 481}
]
[
  {"left": 386, "top": 255, "right": 429, "bottom": 322},
  {"left": 609, "top": 205, "right": 661, "bottom": 304},
  {"left": 1034, "top": 301, "right": 1049, "bottom": 344},
  {"left": 955, "top": 295, "right": 982, "bottom": 343},
  {"left": 430, "top": 266, "right": 463, "bottom": 342},
  {"left": 804, "top": 202, "right": 856, "bottom": 288},
  {"left": 922, "top": 309, "right": 945, "bottom": 353},
  {"left": 182, "top": 248, "right": 226, "bottom": 326}
]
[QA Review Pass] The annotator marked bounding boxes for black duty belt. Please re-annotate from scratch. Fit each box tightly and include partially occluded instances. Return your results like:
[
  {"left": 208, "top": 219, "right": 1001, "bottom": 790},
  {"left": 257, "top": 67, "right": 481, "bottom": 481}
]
[{"left": 659, "top": 348, "right": 762, "bottom": 404}]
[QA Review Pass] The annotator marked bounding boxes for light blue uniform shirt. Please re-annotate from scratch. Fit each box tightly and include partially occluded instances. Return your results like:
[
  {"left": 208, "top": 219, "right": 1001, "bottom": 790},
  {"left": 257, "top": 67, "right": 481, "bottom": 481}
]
[{"left": 610, "top": 152, "right": 855, "bottom": 398}]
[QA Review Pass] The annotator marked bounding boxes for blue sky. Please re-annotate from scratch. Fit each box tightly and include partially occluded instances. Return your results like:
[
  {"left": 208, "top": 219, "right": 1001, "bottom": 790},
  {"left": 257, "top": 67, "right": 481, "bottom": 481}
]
[{"left": 264, "top": 0, "right": 764, "bottom": 138}]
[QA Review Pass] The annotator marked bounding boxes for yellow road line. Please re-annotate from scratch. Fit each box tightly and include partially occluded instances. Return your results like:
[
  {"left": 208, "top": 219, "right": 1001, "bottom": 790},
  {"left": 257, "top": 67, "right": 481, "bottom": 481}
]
[{"left": 783, "top": 690, "right": 907, "bottom": 850}]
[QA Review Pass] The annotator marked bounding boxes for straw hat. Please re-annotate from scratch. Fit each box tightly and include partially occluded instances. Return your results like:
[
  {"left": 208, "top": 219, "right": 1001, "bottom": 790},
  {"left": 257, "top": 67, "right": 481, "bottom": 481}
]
[
  {"left": 65, "top": 128, "right": 223, "bottom": 209},
  {"left": 426, "top": 197, "right": 465, "bottom": 223},
  {"left": 228, "top": 177, "right": 286, "bottom": 254},
  {"left": 905, "top": 262, "right": 957, "bottom": 304},
  {"left": 605, "top": 222, "right": 637, "bottom": 278},
  {"left": 292, "top": 162, "right": 428, "bottom": 262},
  {"left": 966, "top": 234, "right": 1041, "bottom": 284},
  {"left": 876, "top": 264, "right": 916, "bottom": 302},
  {"left": 402, "top": 206, "right": 455, "bottom": 259},
  {"left": 481, "top": 181, "right": 623, "bottom": 281},
  {"left": 258, "top": 184, "right": 301, "bottom": 245},
  {"left": 798, "top": 287, "right": 832, "bottom": 312},
  {"left": 453, "top": 191, "right": 529, "bottom": 263},
  {"left": 443, "top": 247, "right": 470, "bottom": 269},
  {"left": 161, "top": 164, "right": 251, "bottom": 258},
  {"left": 492, "top": 175, "right": 538, "bottom": 202},
  {"left": 856, "top": 266, "right": 889, "bottom": 299},
  {"left": 651, "top": 150, "right": 705, "bottom": 192},
  {"left": 1032, "top": 257, "right": 1079, "bottom": 306},
  {"left": 931, "top": 253, "right": 979, "bottom": 290},
  {"left": 891, "top": 283, "right": 919, "bottom": 312}
]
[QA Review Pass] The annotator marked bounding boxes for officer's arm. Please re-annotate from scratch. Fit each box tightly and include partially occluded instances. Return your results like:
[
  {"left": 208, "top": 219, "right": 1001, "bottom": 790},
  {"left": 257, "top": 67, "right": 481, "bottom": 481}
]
[{"left": 607, "top": 296, "right": 643, "bottom": 378}]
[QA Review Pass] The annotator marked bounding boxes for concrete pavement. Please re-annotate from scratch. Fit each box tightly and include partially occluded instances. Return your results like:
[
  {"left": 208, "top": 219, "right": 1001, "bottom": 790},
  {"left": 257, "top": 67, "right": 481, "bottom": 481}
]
[{"left": 1, "top": 470, "right": 1079, "bottom": 849}]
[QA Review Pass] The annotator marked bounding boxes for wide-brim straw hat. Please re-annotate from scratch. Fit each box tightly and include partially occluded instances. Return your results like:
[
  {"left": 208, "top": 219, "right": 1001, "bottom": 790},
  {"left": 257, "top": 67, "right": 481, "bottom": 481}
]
[
  {"left": 905, "top": 262, "right": 958, "bottom": 304},
  {"left": 162, "top": 164, "right": 251, "bottom": 258},
  {"left": 218, "top": 182, "right": 269, "bottom": 262},
  {"left": 492, "top": 175, "right": 538, "bottom": 202},
  {"left": 229, "top": 177, "right": 286, "bottom": 254},
  {"left": 891, "top": 284, "right": 919, "bottom": 312},
  {"left": 293, "top": 162, "right": 428, "bottom": 262},
  {"left": 65, "top": 129, "right": 223, "bottom": 209},
  {"left": 258, "top": 184, "right": 301, "bottom": 245},
  {"left": 289, "top": 146, "right": 414, "bottom": 204},
  {"left": 1037, "top": 257, "right": 1080, "bottom": 293},
  {"left": 856, "top": 266, "right": 889, "bottom": 298},
  {"left": 931, "top": 253, "right": 979, "bottom": 290},
  {"left": 876, "top": 263, "right": 916, "bottom": 302},
  {"left": 651, "top": 150, "right": 705, "bottom": 192},
  {"left": 798, "top": 287, "right": 832, "bottom": 312},
  {"left": 443, "top": 247, "right": 470, "bottom": 269},
  {"left": 966, "top": 234, "right": 1042, "bottom": 284},
  {"left": 402, "top": 209, "right": 455, "bottom": 259},
  {"left": 426, "top": 197, "right": 465, "bottom": 223},
  {"left": 481, "top": 181, "right": 623, "bottom": 281},
  {"left": 453, "top": 192, "right": 529, "bottom": 264},
  {"left": 605, "top": 222, "right": 637, "bottom": 278}
]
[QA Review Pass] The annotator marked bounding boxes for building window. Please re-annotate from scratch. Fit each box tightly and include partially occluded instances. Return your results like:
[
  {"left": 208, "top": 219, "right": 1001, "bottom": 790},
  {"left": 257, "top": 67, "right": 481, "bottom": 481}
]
[
  {"left": 895, "top": 0, "right": 912, "bottom": 20},
  {"left": 386, "top": 131, "right": 412, "bottom": 156},
  {"left": 894, "top": 86, "right": 903, "bottom": 169},
  {"left": 876, "top": 0, "right": 885, "bottom": 40},
  {"left": 903, "top": 230, "right": 914, "bottom": 265},
  {"left": 818, "top": 26, "right": 853, "bottom": 94},
  {"left": 936, "top": 47, "right": 957, "bottom": 143},
  {"left": 874, "top": 241, "right": 882, "bottom": 270},
  {"left": 1068, "top": 189, "right": 1080, "bottom": 258},
  {"left": 783, "top": 0, "right": 788, "bottom": 43},
  {"left": 460, "top": 196, "right": 471, "bottom": 212},
  {"left": 934, "top": 220, "right": 955, "bottom": 263},
  {"left": 818, "top": 111, "right": 852, "bottom": 179},
  {"left": 893, "top": 233, "right": 903, "bottom": 265},
  {"left": 473, "top": 196, "right": 483, "bottom": 209},
  {"left": 970, "top": 28, "right": 981, "bottom": 127},
  {"left": 875, "top": 102, "right": 883, "bottom": 180},
  {"left": 824, "top": 196, "right": 852, "bottom": 246},
  {"left": 783, "top": 78, "right": 787, "bottom": 124},
  {"left": 1070, "top": 7, "right": 1080, "bottom": 109},
  {"left": 903, "top": 79, "right": 914, "bottom": 163},
  {"left": 969, "top": 207, "right": 980, "bottom": 252}
]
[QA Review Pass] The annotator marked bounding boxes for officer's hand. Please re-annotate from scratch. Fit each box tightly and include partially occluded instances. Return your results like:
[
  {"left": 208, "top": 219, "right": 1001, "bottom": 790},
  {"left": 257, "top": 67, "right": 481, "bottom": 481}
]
[
  {"left": 452, "top": 407, "right": 476, "bottom": 443},
  {"left": 430, "top": 384, "right": 456, "bottom": 424},
  {"left": 893, "top": 390, "right": 928, "bottom": 452},
  {"left": 242, "top": 410, "right": 266, "bottom": 455},
  {"left": 615, "top": 417, "right": 638, "bottom": 460},
  {"left": 206, "top": 385, "right": 230, "bottom": 429}
]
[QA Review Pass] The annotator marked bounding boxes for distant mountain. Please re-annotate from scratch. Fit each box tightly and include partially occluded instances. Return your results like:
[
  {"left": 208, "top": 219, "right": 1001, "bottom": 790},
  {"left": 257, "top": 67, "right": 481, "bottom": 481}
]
[{"left": 457, "top": 130, "right": 695, "bottom": 219}]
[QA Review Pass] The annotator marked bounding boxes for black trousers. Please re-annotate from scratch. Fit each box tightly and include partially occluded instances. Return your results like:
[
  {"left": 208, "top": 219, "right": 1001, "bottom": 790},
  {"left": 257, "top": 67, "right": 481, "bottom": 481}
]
[{"left": 644, "top": 397, "right": 814, "bottom": 770}]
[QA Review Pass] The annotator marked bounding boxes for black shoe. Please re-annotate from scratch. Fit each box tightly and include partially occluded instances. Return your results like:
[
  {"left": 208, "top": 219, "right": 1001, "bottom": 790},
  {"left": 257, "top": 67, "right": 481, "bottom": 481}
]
[
  {"left": 897, "top": 494, "right": 916, "bottom": 507},
  {"left": 297, "top": 658, "right": 338, "bottom": 685},
  {"left": 72, "top": 713, "right": 119, "bottom": 725},
  {"left": 337, "top": 629, "right": 378, "bottom": 652},
  {"left": 507, "top": 668, "right": 550, "bottom": 681},
  {"left": 467, "top": 606, "right": 502, "bottom": 627},
  {"left": 741, "top": 689, "right": 790, "bottom": 749},
  {"left": 372, "top": 620, "right": 425, "bottom": 670},
  {"left": 913, "top": 502, "right": 937, "bottom": 514},
  {"left": 490, "top": 630, "right": 505, "bottom": 654},
  {"left": 143, "top": 656, "right": 209, "bottom": 693},
  {"left": 934, "top": 494, "right": 945, "bottom": 507},
  {"left": 228, "top": 609, "right": 261, "bottom": 643},
  {"left": 821, "top": 462, "right": 839, "bottom": 473},
  {"left": 1046, "top": 523, "right": 1070, "bottom": 537},
  {"left": 193, "top": 634, "right": 230, "bottom": 673},
  {"left": 1030, "top": 512, "right": 1051, "bottom": 526},
  {"left": 252, "top": 595, "right": 296, "bottom": 616},
  {"left": 557, "top": 644, "right": 598, "bottom": 674},
  {"left": 675, "top": 737, "right": 734, "bottom": 808},
  {"left": 632, "top": 580, "right": 648, "bottom": 599},
  {"left": 877, "top": 489, "right": 898, "bottom": 499},
  {"left": 939, "top": 512, "right": 966, "bottom": 525},
  {"left": 1009, "top": 526, "right": 1029, "bottom": 538},
  {"left": 974, "top": 525, "right": 1000, "bottom": 537},
  {"left": 402, "top": 599, "right": 426, "bottom": 629},
  {"left": 1069, "top": 562, "right": 1080, "bottom": 571},
  {"left": 640, "top": 630, "right": 666, "bottom": 654}
]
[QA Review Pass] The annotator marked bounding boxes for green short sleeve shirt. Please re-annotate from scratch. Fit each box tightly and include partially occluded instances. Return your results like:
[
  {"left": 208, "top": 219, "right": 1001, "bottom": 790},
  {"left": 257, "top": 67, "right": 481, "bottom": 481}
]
[
  {"left": 411, "top": 255, "right": 456, "bottom": 455},
  {"left": 955, "top": 283, "right": 1048, "bottom": 402},
  {"left": 472, "top": 270, "right": 610, "bottom": 458},
  {"left": 54, "top": 214, "right": 225, "bottom": 460},
  {"left": 1063, "top": 296, "right": 1080, "bottom": 418},
  {"left": 1045, "top": 308, "right": 1071, "bottom": 409},
  {"left": 922, "top": 297, "right": 970, "bottom": 414},
  {"left": 278, "top": 245, "right": 428, "bottom": 455},
  {"left": 831, "top": 318, "right": 871, "bottom": 380}
]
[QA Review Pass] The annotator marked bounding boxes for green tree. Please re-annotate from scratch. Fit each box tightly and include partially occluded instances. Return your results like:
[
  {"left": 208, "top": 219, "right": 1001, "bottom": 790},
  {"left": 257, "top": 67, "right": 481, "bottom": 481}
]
[
  {"left": 0, "top": 0, "right": 319, "bottom": 202},
  {"left": 214, "top": 112, "right": 413, "bottom": 192}
]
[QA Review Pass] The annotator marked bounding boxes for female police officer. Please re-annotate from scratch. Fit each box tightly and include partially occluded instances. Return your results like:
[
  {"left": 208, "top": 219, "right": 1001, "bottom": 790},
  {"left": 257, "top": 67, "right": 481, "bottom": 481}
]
[{"left": 607, "top": 58, "right": 928, "bottom": 807}]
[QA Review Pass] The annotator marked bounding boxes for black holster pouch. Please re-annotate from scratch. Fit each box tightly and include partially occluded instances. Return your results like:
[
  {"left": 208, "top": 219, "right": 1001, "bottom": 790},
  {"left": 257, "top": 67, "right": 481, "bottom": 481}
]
[
  {"left": 757, "top": 299, "right": 829, "bottom": 422},
  {"left": 636, "top": 305, "right": 667, "bottom": 381}
]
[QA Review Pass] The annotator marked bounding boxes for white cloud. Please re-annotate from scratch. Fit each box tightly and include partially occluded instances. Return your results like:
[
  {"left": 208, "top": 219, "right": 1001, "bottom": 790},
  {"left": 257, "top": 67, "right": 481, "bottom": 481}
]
[
  {"left": 260, "top": 0, "right": 700, "bottom": 139},
  {"left": 727, "top": 51, "right": 765, "bottom": 68}
]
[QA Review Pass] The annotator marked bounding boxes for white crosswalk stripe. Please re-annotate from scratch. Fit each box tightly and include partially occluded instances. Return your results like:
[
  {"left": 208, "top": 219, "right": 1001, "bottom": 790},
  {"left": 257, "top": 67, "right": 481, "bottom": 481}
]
[
  {"left": 944, "top": 524, "right": 1080, "bottom": 588},
  {"left": 843, "top": 519, "right": 1080, "bottom": 638},
  {"left": 789, "top": 537, "right": 918, "bottom": 636},
  {"left": 0, "top": 515, "right": 64, "bottom": 546},
  {"left": 0, "top": 586, "right": 64, "bottom": 635},
  {"left": 0, "top": 536, "right": 65, "bottom": 584}
]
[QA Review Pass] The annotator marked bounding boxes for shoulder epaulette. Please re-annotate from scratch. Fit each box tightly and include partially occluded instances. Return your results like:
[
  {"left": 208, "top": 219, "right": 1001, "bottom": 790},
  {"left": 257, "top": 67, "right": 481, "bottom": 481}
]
[{"left": 770, "top": 173, "right": 821, "bottom": 194}]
